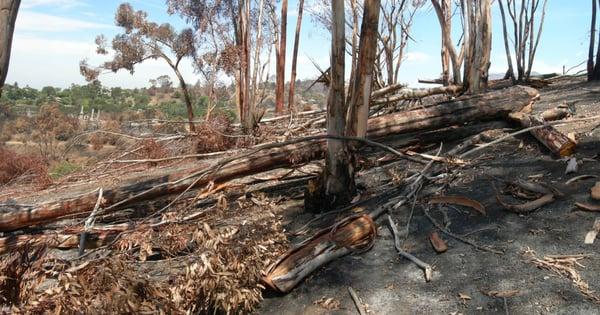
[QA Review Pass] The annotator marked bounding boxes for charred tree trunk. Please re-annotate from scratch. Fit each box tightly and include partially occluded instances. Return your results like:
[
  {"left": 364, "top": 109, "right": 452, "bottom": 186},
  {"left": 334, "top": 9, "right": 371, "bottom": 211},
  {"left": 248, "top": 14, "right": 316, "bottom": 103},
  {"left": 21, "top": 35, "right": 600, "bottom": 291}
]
[
  {"left": 173, "top": 68, "right": 196, "bottom": 132},
  {"left": 287, "top": 0, "right": 304, "bottom": 111},
  {"left": 0, "top": 0, "right": 20, "bottom": 96},
  {"left": 305, "top": 0, "right": 355, "bottom": 213},
  {"left": 589, "top": 0, "right": 597, "bottom": 81},
  {"left": 346, "top": 0, "right": 381, "bottom": 138},
  {"left": 275, "top": 0, "right": 288, "bottom": 114},
  {"left": 593, "top": 0, "right": 600, "bottom": 80},
  {"left": 498, "top": 0, "right": 515, "bottom": 82}
]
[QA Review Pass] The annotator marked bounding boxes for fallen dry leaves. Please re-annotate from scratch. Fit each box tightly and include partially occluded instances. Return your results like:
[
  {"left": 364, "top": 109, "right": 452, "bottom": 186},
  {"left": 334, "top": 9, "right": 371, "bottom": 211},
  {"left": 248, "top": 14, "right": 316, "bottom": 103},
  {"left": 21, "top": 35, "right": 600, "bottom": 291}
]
[
  {"left": 429, "top": 231, "right": 448, "bottom": 253},
  {"left": 524, "top": 249, "right": 600, "bottom": 304},
  {"left": 429, "top": 195, "right": 486, "bottom": 215},
  {"left": 313, "top": 297, "right": 341, "bottom": 310}
]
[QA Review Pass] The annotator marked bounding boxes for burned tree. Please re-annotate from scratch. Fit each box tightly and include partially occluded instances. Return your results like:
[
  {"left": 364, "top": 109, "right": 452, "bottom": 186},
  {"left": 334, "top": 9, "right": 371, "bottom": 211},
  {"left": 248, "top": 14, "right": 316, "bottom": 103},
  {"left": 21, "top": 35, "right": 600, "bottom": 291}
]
[
  {"left": 287, "top": 0, "right": 305, "bottom": 110},
  {"left": 588, "top": 0, "right": 600, "bottom": 81},
  {"left": 431, "top": 0, "right": 463, "bottom": 85},
  {"left": 347, "top": 0, "right": 381, "bottom": 138},
  {"left": 305, "top": 0, "right": 355, "bottom": 212},
  {"left": 431, "top": 0, "right": 492, "bottom": 93},
  {"left": 0, "top": 0, "right": 20, "bottom": 97},
  {"left": 81, "top": 3, "right": 198, "bottom": 131},
  {"left": 497, "top": 0, "right": 548, "bottom": 82},
  {"left": 275, "top": 0, "right": 288, "bottom": 114},
  {"left": 376, "top": 0, "right": 423, "bottom": 87}
]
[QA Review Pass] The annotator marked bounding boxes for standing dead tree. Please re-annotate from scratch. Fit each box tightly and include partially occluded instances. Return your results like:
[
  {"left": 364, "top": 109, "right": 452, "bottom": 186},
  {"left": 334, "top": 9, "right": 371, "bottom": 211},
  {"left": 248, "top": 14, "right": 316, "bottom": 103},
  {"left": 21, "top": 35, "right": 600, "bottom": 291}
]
[
  {"left": 375, "top": 0, "right": 423, "bottom": 87},
  {"left": 347, "top": 0, "right": 381, "bottom": 138},
  {"left": 275, "top": 0, "right": 288, "bottom": 114},
  {"left": 288, "top": 0, "right": 305, "bottom": 111},
  {"left": 80, "top": 3, "right": 198, "bottom": 132},
  {"left": 431, "top": 0, "right": 492, "bottom": 94},
  {"left": 463, "top": 0, "right": 493, "bottom": 94},
  {"left": 497, "top": 0, "right": 548, "bottom": 82},
  {"left": 0, "top": 0, "right": 20, "bottom": 97},
  {"left": 588, "top": 0, "right": 600, "bottom": 81},
  {"left": 431, "top": 0, "right": 464, "bottom": 86},
  {"left": 305, "top": 0, "right": 355, "bottom": 212}
]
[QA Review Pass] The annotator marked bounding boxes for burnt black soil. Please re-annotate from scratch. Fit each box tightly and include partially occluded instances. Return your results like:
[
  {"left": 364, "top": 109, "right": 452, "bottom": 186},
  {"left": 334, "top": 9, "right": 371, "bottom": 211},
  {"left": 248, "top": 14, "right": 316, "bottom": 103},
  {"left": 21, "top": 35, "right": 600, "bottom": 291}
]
[{"left": 259, "top": 78, "right": 600, "bottom": 314}]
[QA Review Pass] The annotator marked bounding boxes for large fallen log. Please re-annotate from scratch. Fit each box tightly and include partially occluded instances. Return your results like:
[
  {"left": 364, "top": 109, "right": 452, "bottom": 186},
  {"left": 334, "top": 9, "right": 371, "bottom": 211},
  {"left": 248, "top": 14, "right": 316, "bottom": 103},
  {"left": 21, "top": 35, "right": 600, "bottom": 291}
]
[
  {"left": 371, "top": 85, "right": 463, "bottom": 104},
  {"left": 0, "top": 86, "right": 538, "bottom": 232},
  {"left": 509, "top": 111, "right": 576, "bottom": 157}
]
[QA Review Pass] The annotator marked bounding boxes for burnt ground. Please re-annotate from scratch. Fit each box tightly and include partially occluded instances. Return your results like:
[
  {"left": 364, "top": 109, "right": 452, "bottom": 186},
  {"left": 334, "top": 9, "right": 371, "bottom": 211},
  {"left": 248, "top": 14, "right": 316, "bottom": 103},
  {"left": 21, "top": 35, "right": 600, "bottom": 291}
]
[{"left": 259, "top": 78, "right": 600, "bottom": 314}]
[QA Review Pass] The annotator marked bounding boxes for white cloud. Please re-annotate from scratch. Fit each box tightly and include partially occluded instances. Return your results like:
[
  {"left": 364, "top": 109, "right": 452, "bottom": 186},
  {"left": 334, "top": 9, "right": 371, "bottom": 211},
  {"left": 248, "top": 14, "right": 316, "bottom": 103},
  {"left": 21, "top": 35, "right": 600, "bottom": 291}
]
[
  {"left": 405, "top": 51, "right": 430, "bottom": 63},
  {"left": 12, "top": 36, "right": 96, "bottom": 56},
  {"left": 21, "top": 0, "right": 85, "bottom": 9},
  {"left": 16, "top": 11, "right": 112, "bottom": 32}
]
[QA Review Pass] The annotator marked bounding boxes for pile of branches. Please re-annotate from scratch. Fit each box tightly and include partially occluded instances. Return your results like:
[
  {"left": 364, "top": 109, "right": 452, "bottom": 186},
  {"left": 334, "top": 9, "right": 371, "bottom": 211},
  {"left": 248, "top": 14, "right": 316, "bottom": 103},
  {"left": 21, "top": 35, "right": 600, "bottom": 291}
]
[{"left": 0, "top": 195, "right": 288, "bottom": 313}]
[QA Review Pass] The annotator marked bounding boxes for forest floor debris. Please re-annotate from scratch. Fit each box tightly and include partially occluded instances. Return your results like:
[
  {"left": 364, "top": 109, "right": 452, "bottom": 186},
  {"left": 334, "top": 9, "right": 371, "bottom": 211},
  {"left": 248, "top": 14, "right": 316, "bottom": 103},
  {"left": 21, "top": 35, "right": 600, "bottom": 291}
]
[{"left": 1, "top": 77, "right": 600, "bottom": 313}]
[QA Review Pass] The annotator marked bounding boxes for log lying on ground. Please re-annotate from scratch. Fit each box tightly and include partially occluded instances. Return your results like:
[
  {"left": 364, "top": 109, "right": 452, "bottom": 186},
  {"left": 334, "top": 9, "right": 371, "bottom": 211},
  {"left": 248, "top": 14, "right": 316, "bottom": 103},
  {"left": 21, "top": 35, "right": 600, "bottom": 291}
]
[
  {"left": 263, "top": 214, "right": 376, "bottom": 293},
  {"left": 0, "top": 86, "right": 538, "bottom": 232},
  {"left": 509, "top": 111, "right": 576, "bottom": 157},
  {"left": 368, "top": 86, "right": 538, "bottom": 138},
  {"left": 371, "top": 85, "right": 463, "bottom": 104}
]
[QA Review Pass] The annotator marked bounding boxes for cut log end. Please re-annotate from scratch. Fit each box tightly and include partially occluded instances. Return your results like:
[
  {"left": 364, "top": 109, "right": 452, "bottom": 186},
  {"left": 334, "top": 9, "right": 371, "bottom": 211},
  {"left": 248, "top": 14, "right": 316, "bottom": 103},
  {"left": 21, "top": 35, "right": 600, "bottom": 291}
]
[{"left": 263, "top": 214, "right": 376, "bottom": 293}]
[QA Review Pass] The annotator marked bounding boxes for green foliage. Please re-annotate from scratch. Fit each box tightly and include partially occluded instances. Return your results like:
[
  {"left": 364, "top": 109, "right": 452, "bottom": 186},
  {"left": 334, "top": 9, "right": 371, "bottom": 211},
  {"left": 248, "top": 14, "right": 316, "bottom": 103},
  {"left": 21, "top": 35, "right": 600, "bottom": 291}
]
[
  {"left": 49, "top": 161, "right": 81, "bottom": 179},
  {"left": 0, "top": 81, "right": 238, "bottom": 121}
]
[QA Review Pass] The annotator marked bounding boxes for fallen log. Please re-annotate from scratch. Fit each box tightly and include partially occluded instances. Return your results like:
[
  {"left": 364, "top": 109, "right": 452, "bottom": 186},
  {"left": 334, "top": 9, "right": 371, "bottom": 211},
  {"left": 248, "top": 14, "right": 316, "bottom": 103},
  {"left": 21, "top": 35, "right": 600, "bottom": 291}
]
[
  {"left": 263, "top": 214, "right": 376, "bottom": 293},
  {"left": 371, "top": 85, "right": 463, "bottom": 104},
  {"left": 368, "top": 86, "right": 538, "bottom": 138},
  {"left": 508, "top": 112, "right": 576, "bottom": 157},
  {"left": 371, "top": 83, "right": 407, "bottom": 99},
  {"left": 0, "top": 86, "right": 538, "bottom": 232}
]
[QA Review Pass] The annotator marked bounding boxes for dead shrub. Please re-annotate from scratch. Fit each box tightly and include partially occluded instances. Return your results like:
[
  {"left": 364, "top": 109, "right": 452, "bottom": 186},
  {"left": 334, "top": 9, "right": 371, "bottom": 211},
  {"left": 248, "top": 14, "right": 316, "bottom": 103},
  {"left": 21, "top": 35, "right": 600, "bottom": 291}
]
[
  {"left": 89, "top": 133, "right": 104, "bottom": 150},
  {"left": 194, "top": 114, "right": 236, "bottom": 154},
  {"left": 139, "top": 139, "right": 168, "bottom": 160},
  {"left": 0, "top": 147, "right": 51, "bottom": 186},
  {"left": 13, "top": 117, "right": 31, "bottom": 134}
]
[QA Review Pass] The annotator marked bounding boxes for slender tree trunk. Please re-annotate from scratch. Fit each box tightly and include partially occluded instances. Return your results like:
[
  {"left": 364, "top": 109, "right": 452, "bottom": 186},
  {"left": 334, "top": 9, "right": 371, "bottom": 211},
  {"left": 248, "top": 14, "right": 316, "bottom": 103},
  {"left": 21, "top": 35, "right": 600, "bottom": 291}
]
[
  {"left": 526, "top": 0, "right": 548, "bottom": 79},
  {"left": 275, "top": 0, "right": 288, "bottom": 114},
  {"left": 347, "top": 0, "right": 360, "bottom": 104},
  {"left": 516, "top": 0, "right": 526, "bottom": 81},
  {"left": 288, "top": 0, "right": 304, "bottom": 111},
  {"left": 0, "top": 0, "right": 20, "bottom": 97},
  {"left": 305, "top": 0, "right": 354, "bottom": 212},
  {"left": 480, "top": 0, "right": 492, "bottom": 88},
  {"left": 173, "top": 68, "right": 195, "bottom": 132},
  {"left": 431, "top": 0, "right": 462, "bottom": 85},
  {"left": 251, "top": 0, "right": 265, "bottom": 110},
  {"left": 347, "top": 0, "right": 380, "bottom": 138},
  {"left": 592, "top": 0, "right": 599, "bottom": 81},
  {"left": 440, "top": 0, "right": 451, "bottom": 85},
  {"left": 594, "top": 0, "right": 600, "bottom": 79},
  {"left": 240, "top": 0, "right": 254, "bottom": 131},
  {"left": 498, "top": 0, "right": 515, "bottom": 81}
]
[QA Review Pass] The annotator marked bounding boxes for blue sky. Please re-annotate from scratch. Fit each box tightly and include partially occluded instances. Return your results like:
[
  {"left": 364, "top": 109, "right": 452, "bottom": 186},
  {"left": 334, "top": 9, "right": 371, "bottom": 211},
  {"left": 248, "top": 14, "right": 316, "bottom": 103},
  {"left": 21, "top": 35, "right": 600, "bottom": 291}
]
[{"left": 5, "top": 0, "right": 592, "bottom": 89}]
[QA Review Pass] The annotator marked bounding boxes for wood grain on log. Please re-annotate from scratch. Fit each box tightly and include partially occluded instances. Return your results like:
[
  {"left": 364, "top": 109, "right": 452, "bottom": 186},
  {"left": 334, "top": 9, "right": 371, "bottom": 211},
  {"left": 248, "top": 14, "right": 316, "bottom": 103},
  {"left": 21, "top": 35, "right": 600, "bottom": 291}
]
[
  {"left": 509, "top": 112, "right": 576, "bottom": 156},
  {"left": 263, "top": 214, "right": 376, "bottom": 293}
]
